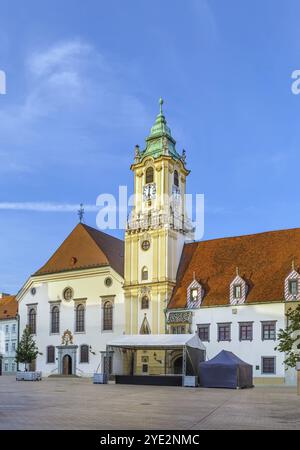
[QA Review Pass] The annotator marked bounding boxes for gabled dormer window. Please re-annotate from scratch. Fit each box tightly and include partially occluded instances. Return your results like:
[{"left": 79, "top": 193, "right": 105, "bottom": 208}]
[
  {"left": 285, "top": 264, "right": 300, "bottom": 301},
  {"left": 230, "top": 270, "right": 247, "bottom": 305},
  {"left": 187, "top": 279, "right": 203, "bottom": 309}
]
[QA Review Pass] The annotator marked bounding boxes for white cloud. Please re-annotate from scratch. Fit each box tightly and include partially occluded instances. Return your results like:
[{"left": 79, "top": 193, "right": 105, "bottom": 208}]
[
  {"left": 28, "top": 40, "right": 93, "bottom": 78},
  {"left": 0, "top": 39, "right": 150, "bottom": 174},
  {"left": 0, "top": 202, "right": 99, "bottom": 212}
]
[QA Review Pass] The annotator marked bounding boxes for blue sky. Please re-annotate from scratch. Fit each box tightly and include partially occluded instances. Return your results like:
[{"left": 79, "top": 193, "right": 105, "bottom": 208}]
[{"left": 1, "top": 0, "right": 300, "bottom": 293}]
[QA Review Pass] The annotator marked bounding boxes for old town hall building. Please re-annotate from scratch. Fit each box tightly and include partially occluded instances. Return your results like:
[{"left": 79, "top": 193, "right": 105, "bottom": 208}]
[{"left": 14, "top": 100, "right": 300, "bottom": 385}]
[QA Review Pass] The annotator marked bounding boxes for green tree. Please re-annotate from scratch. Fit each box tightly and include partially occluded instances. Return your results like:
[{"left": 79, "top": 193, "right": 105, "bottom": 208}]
[
  {"left": 15, "top": 326, "right": 39, "bottom": 371},
  {"left": 275, "top": 304, "right": 300, "bottom": 368}
]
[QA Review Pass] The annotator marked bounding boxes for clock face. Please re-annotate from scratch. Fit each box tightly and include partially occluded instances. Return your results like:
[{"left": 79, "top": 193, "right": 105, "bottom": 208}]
[{"left": 143, "top": 183, "right": 156, "bottom": 200}]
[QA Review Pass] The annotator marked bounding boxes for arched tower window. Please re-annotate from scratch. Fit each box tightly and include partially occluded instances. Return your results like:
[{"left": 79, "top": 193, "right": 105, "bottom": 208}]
[
  {"left": 142, "top": 266, "right": 148, "bottom": 281},
  {"left": 75, "top": 304, "right": 85, "bottom": 333},
  {"left": 28, "top": 308, "right": 36, "bottom": 334},
  {"left": 145, "top": 167, "right": 154, "bottom": 184},
  {"left": 141, "top": 295, "right": 149, "bottom": 309},
  {"left": 51, "top": 306, "right": 60, "bottom": 334},
  {"left": 103, "top": 301, "right": 113, "bottom": 331},
  {"left": 174, "top": 170, "right": 179, "bottom": 187}
]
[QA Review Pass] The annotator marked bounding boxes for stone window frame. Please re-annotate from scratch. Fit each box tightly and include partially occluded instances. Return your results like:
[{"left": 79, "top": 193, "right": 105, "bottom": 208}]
[
  {"left": 141, "top": 266, "right": 149, "bottom": 282},
  {"left": 197, "top": 323, "right": 210, "bottom": 342},
  {"left": 74, "top": 299, "right": 87, "bottom": 334},
  {"left": 79, "top": 344, "right": 89, "bottom": 364},
  {"left": 27, "top": 303, "right": 37, "bottom": 335},
  {"left": 284, "top": 269, "right": 300, "bottom": 301},
  {"left": 238, "top": 321, "right": 253, "bottom": 341},
  {"left": 217, "top": 322, "right": 231, "bottom": 342},
  {"left": 261, "top": 320, "right": 277, "bottom": 341},
  {"left": 49, "top": 301, "right": 61, "bottom": 335},
  {"left": 261, "top": 356, "right": 276, "bottom": 375},
  {"left": 230, "top": 275, "right": 247, "bottom": 305},
  {"left": 101, "top": 296, "right": 115, "bottom": 333},
  {"left": 46, "top": 345, "right": 55, "bottom": 364}
]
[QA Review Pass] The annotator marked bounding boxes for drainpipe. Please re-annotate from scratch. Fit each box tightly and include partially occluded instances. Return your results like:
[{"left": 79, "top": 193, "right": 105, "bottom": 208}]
[{"left": 15, "top": 313, "right": 20, "bottom": 371}]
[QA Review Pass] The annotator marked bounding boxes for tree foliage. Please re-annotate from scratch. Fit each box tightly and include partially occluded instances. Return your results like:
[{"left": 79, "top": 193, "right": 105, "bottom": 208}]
[
  {"left": 275, "top": 304, "right": 300, "bottom": 368},
  {"left": 15, "top": 326, "right": 39, "bottom": 370}
]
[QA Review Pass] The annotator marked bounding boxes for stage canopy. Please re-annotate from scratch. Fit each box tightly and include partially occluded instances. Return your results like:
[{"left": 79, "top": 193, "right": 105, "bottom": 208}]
[
  {"left": 106, "top": 334, "right": 206, "bottom": 385},
  {"left": 107, "top": 333, "right": 205, "bottom": 351}
]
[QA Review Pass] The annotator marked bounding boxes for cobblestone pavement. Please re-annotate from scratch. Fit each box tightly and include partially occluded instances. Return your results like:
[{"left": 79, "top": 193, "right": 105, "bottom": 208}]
[{"left": 0, "top": 376, "right": 299, "bottom": 430}]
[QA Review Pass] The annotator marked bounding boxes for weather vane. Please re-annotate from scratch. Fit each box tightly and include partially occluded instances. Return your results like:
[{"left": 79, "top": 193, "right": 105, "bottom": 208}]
[{"left": 78, "top": 203, "right": 85, "bottom": 223}]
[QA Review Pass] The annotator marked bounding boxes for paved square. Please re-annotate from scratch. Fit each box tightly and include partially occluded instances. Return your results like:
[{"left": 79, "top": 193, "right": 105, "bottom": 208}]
[{"left": 0, "top": 376, "right": 299, "bottom": 430}]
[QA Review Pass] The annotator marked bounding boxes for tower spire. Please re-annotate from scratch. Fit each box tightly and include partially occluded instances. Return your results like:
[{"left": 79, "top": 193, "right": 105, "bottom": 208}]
[{"left": 159, "top": 97, "right": 163, "bottom": 115}]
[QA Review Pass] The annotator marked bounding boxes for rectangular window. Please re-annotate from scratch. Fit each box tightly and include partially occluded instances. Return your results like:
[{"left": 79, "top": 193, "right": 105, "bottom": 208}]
[
  {"left": 190, "top": 288, "right": 198, "bottom": 301},
  {"left": 218, "top": 323, "right": 231, "bottom": 341},
  {"left": 171, "top": 325, "right": 186, "bottom": 334},
  {"left": 11, "top": 363, "right": 16, "bottom": 372},
  {"left": 4, "top": 363, "right": 8, "bottom": 372},
  {"left": 234, "top": 285, "right": 242, "bottom": 298},
  {"left": 239, "top": 322, "right": 253, "bottom": 341},
  {"left": 5, "top": 325, "right": 9, "bottom": 334},
  {"left": 289, "top": 280, "right": 298, "bottom": 296},
  {"left": 197, "top": 324, "right": 210, "bottom": 342},
  {"left": 262, "top": 321, "right": 276, "bottom": 340},
  {"left": 262, "top": 357, "right": 276, "bottom": 374},
  {"left": 47, "top": 346, "right": 55, "bottom": 364},
  {"left": 142, "top": 364, "right": 148, "bottom": 373},
  {"left": 12, "top": 324, "right": 16, "bottom": 334},
  {"left": 11, "top": 341, "right": 16, "bottom": 352},
  {"left": 5, "top": 342, "right": 9, "bottom": 353}
]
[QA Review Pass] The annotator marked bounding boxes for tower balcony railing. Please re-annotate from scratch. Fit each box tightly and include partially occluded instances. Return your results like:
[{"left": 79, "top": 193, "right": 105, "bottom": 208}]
[{"left": 127, "top": 211, "right": 194, "bottom": 234}]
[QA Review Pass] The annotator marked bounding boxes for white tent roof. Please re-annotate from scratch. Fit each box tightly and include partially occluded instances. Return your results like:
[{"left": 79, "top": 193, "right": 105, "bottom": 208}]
[{"left": 107, "top": 334, "right": 205, "bottom": 350}]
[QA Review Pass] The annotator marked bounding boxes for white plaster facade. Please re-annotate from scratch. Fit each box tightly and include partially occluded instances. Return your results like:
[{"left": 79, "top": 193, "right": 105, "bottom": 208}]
[
  {"left": 0, "top": 318, "right": 18, "bottom": 374},
  {"left": 17, "top": 266, "right": 125, "bottom": 377},
  {"left": 168, "top": 301, "right": 296, "bottom": 384}
]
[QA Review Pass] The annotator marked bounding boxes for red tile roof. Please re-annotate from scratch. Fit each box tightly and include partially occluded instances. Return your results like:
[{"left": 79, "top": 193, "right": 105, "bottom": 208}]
[
  {"left": 34, "top": 223, "right": 124, "bottom": 277},
  {"left": 0, "top": 295, "right": 17, "bottom": 320},
  {"left": 169, "top": 227, "right": 300, "bottom": 309}
]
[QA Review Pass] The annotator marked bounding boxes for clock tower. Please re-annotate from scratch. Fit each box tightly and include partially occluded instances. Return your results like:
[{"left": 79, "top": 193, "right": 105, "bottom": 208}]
[{"left": 124, "top": 99, "right": 194, "bottom": 336}]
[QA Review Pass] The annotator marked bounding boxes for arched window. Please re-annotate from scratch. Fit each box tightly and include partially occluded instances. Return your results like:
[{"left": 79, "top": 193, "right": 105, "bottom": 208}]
[
  {"left": 141, "top": 295, "right": 149, "bottom": 309},
  {"left": 145, "top": 167, "right": 154, "bottom": 184},
  {"left": 28, "top": 308, "right": 36, "bottom": 334},
  {"left": 75, "top": 304, "right": 85, "bottom": 333},
  {"left": 80, "top": 344, "right": 89, "bottom": 363},
  {"left": 174, "top": 170, "right": 179, "bottom": 187},
  {"left": 47, "top": 346, "right": 55, "bottom": 364},
  {"left": 51, "top": 306, "right": 60, "bottom": 334},
  {"left": 103, "top": 301, "right": 113, "bottom": 331},
  {"left": 142, "top": 266, "right": 148, "bottom": 281}
]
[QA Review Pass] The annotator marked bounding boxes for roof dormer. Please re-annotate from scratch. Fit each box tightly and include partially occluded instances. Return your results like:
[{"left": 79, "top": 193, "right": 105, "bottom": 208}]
[
  {"left": 285, "top": 260, "right": 300, "bottom": 302},
  {"left": 187, "top": 275, "right": 203, "bottom": 309},
  {"left": 230, "top": 268, "right": 247, "bottom": 305}
]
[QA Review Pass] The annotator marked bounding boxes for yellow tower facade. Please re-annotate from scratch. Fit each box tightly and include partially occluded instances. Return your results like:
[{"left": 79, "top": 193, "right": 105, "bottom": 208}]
[{"left": 124, "top": 99, "right": 194, "bottom": 337}]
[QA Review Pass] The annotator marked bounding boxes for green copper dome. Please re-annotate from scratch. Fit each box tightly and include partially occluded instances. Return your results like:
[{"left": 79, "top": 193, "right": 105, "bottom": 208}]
[{"left": 141, "top": 98, "right": 182, "bottom": 161}]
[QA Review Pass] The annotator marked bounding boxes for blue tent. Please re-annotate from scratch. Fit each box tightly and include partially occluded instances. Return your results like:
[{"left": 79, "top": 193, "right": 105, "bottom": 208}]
[{"left": 199, "top": 350, "right": 253, "bottom": 389}]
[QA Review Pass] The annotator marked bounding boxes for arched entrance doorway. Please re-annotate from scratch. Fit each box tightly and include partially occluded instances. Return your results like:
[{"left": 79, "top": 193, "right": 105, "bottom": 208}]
[
  {"left": 173, "top": 356, "right": 183, "bottom": 374},
  {"left": 62, "top": 354, "right": 72, "bottom": 375}
]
